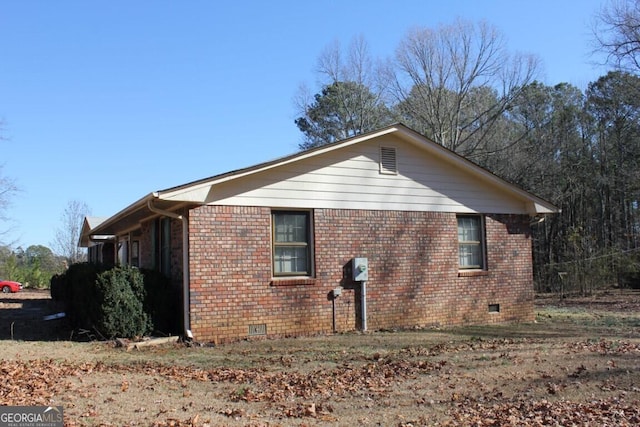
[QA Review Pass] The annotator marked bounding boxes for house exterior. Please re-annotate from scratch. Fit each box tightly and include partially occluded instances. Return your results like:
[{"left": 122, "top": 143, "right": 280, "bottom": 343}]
[
  {"left": 80, "top": 124, "right": 558, "bottom": 344},
  {"left": 80, "top": 217, "right": 114, "bottom": 265}
]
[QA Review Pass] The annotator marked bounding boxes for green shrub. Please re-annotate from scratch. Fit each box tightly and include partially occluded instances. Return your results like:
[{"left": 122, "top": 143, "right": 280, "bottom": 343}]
[{"left": 94, "top": 266, "right": 152, "bottom": 339}]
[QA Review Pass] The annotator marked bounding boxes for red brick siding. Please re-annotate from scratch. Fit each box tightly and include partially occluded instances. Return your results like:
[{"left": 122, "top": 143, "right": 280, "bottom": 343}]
[{"left": 188, "top": 206, "right": 534, "bottom": 343}]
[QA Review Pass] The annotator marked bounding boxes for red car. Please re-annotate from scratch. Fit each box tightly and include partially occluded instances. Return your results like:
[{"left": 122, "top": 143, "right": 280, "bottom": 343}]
[{"left": 0, "top": 280, "right": 22, "bottom": 293}]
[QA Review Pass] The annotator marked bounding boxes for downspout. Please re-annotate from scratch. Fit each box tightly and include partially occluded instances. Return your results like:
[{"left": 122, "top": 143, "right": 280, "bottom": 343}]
[{"left": 147, "top": 199, "right": 192, "bottom": 340}]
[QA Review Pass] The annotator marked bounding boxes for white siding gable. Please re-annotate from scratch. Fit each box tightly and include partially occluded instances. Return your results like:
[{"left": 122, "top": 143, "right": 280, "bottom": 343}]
[{"left": 203, "top": 135, "right": 529, "bottom": 214}]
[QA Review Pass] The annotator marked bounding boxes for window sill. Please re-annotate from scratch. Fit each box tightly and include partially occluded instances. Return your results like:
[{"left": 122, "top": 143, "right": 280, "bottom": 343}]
[
  {"left": 458, "top": 270, "right": 489, "bottom": 277},
  {"left": 270, "top": 277, "right": 317, "bottom": 287}
]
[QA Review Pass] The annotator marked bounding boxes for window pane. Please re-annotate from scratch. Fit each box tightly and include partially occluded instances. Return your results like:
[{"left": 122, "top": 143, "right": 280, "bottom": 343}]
[
  {"left": 459, "top": 243, "right": 481, "bottom": 267},
  {"left": 274, "top": 213, "right": 307, "bottom": 243},
  {"left": 458, "top": 216, "right": 480, "bottom": 241},
  {"left": 274, "top": 246, "right": 308, "bottom": 274}
]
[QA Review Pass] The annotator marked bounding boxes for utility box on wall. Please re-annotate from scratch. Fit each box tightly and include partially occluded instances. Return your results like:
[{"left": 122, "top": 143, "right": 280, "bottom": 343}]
[{"left": 352, "top": 257, "right": 368, "bottom": 281}]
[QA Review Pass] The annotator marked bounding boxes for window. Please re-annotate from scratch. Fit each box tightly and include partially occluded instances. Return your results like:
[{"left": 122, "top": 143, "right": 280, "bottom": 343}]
[
  {"left": 457, "top": 215, "right": 485, "bottom": 269},
  {"left": 272, "top": 211, "right": 312, "bottom": 276}
]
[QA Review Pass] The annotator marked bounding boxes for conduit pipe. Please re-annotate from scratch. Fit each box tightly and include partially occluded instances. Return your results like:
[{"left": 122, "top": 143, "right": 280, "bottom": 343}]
[
  {"left": 147, "top": 199, "right": 192, "bottom": 340},
  {"left": 361, "top": 280, "right": 367, "bottom": 332}
]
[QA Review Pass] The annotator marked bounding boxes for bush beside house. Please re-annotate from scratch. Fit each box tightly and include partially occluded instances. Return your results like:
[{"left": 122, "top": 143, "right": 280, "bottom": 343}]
[
  {"left": 94, "top": 267, "right": 151, "bottom": 338},
  {"left": 51, "top": 263, "right": 179, "bottom": 339}
]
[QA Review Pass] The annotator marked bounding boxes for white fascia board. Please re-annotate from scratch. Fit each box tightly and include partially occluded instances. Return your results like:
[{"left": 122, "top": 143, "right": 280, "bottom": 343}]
[
  {"left": 531, "top": 201, "right": 559, "bottom": 214},
  {"left": 157, "top": 187, "right": 211, "bottom": 202}
]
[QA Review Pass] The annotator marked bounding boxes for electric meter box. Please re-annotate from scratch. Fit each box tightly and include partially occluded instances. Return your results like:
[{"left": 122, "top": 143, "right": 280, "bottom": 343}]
[{"left": 352, "top": 257, "right": 368, "bottom": 281}]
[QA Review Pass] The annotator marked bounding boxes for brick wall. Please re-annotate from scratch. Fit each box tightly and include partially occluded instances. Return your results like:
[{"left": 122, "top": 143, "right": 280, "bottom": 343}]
[{"left": 188, "top": 206, "right": 534, "bottom": 343}]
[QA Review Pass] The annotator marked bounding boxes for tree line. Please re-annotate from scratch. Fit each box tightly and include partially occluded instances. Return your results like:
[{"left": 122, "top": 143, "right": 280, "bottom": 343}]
[
  {"left": 294, "top": 5, "right": 640, "bottom": 295},
  {"left": 0, "top": 244, "right": 66, "bottom": 288},
  {"left": 0, "top": 200, "right": 90, "bottom": 288}
]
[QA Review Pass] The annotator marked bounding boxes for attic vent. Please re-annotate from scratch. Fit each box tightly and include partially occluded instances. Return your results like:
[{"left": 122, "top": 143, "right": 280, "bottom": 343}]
[{"left": 379, "top": 146, "right": 397, "bottom": 174}]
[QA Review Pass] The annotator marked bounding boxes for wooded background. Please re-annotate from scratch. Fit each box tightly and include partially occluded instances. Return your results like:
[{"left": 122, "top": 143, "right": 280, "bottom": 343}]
[{"left": 294, "top": 4, "right": 640, "bottom": 295}]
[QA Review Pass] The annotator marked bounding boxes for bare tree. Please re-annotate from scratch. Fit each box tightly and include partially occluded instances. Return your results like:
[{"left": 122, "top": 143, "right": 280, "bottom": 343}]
[
  {"left": 52, "top": 200, "right": 91, "bottom": 264},
  {"left": 0, "top": 169, "right": 18, "bottom": 242},
  {"left": 593, "top": 0, "right": 640, "bottom": 72},
  {"left": 385, "top": 19, "right": 540, "bottom": 157},
  {"left": 0, "top": 123, "right": 19, "bottom": 245},
  {"left": 294, "top": 36, "right": 392, "bottom": 149},
  {"left": 315, "top": 35, "right": 383, "bottom": 93}
]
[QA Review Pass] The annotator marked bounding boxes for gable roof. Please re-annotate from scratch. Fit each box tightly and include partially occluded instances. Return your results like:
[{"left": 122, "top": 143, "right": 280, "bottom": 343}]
[
  {"left": 82, "top": 123, "right": 558, "bottom": 242},
  {"left": 78, "top": 216, "right": 111, "bottom": 247}
]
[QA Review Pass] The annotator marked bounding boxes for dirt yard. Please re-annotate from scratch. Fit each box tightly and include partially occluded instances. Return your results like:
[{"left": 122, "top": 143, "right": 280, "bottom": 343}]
[{"left": 1, "top": 289, "right": 639, "bottom": 426}]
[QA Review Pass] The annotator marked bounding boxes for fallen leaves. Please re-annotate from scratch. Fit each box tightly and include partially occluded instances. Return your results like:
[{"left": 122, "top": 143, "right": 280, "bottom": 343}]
[
  {"left": 0, "top": 358, "right": 75, "bottom": 406},
  {"left": 2, "top": 313, "right": 640, "bottom": 426},
  {"left": 446, "top": 396, "right": 640, "bottom": 426},
  {"left": 566, "top": 339, "right": 640, "bottom": 354},
  {"left": 3, "top": 346, "right": 639, "bottom": 426},
  {"left": 0, "top": 355, "right": 447, "bottom": 424}
]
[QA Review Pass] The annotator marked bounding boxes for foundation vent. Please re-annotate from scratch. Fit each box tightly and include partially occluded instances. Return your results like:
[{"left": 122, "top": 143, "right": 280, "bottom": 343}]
[{"left": 248, "top": 324, "right": 267, "bottom": 336}]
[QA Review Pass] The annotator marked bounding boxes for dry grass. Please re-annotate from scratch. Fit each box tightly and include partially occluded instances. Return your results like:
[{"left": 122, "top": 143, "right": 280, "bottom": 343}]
[{"left": 1, "top": 289, "right": 640, "bottom": 426}]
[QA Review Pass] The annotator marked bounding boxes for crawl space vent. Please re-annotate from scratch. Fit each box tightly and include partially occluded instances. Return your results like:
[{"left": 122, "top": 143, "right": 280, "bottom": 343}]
[
  {"left": 248, "top": 324, "right": 267, "bottom": 336},
  {"left": 379, "top": 146, "right": 397, "bottom": 174}
]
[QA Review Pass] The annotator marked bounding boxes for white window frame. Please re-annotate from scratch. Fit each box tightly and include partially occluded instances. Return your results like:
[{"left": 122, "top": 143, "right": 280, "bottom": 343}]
[
  {"left": 271, "top": 210, "right": 314, "bottom": 277},
  {"left": 457, "top": 214, "right": 486, "bottom": 270}
]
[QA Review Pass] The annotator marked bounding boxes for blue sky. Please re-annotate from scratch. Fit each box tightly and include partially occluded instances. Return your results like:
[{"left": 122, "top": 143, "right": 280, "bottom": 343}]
[{"left": 1, "top": 0, "right": 609, "bottom": 250}]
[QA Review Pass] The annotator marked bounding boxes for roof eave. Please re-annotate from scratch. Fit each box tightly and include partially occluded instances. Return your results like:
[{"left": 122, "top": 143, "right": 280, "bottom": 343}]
[{"left": 82, "top": 193, "right": 159, "bottom": 240}]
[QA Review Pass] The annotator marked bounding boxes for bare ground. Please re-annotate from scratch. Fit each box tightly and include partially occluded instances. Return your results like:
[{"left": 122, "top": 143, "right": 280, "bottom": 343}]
[{"left": 1, "top": 289, "right": 639, "bottom": 426}]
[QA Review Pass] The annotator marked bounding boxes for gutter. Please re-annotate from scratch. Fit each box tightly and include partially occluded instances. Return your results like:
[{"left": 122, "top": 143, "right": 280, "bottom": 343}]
[{"left": 147, "top": 199, "right": 192, "bottom": 340}]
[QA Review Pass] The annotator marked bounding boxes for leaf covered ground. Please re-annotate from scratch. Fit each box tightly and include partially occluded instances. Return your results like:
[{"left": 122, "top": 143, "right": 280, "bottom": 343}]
[{"left": 1, "top": 289, "right": 639, "bottom": 426}]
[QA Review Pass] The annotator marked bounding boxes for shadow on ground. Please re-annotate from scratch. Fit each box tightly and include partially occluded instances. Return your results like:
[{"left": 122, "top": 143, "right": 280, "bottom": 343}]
[{"left": 0, "top": 290, "right": 71, "bottom": 341}]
